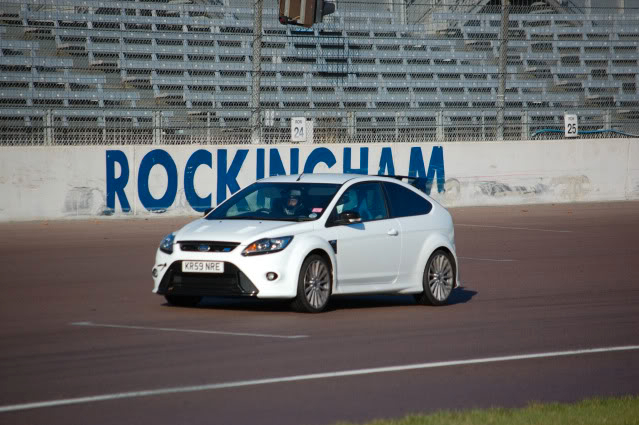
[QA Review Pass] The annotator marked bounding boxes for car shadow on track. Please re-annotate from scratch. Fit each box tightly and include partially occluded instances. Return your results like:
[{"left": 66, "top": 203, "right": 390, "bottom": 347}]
[
  {"left": 328, "top": 287, "right": 477, "bottom": 311},
  {"left": 448, "top": 286, "right": 477, "bottom": 304},
  {"left": 166, "top": 287, "right": 477, "bottom": 313}
]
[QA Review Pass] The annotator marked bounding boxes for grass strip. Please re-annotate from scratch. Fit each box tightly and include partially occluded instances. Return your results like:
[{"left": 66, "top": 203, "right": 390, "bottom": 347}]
[{"left": 334, "top": 395, "right": 639, "bottom": 425}]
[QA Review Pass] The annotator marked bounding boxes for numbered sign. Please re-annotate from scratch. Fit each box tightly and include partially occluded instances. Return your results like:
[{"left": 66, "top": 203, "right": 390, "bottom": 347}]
[
  {"left": 291, "top": 117, "right": 306, "bottom": 142},
  {"left": 564, "top": 114, "right": 578, "bottom": 138}
]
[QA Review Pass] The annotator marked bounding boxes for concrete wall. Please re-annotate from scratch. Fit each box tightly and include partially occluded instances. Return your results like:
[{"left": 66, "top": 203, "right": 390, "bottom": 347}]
[{"left": 0, "top": 139, "right": 637, "bottom": 221}]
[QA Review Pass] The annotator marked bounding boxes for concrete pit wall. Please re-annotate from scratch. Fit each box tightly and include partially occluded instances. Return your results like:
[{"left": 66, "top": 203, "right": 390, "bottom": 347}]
[{"left": 0, "top": 139, "right": 637, "bottom": 221}]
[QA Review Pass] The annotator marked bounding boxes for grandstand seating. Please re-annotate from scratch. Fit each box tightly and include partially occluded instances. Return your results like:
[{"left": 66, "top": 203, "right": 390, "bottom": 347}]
[{"left": 0, "top": 0, "right": 637, "bottom": 144}]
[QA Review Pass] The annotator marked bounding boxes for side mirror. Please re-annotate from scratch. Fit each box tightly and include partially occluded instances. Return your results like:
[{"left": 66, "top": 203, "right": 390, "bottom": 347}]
[
  {"left": 336, "top": 210, "right": 362, "bottom": 225},
  {"left": 203, "top": 207, "right": 214, "bottom": 216}
]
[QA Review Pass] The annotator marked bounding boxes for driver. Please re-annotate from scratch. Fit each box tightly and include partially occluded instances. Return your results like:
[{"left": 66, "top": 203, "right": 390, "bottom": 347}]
[{"left": 283, "top": 189, "right": 305, "bottom": 216}]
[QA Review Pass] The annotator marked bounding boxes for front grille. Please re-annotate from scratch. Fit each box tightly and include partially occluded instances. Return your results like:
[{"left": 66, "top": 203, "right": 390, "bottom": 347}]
[
  {"left": 157, "top": 261, "right": 258, "bottom": 297},
  {"left": 179, "top": 241, "right": 240, "bottom": 253}
]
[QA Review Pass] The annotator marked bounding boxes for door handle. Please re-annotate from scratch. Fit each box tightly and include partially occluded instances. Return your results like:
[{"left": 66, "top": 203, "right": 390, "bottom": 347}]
[{"left": 387, "top": 228, "right": 399, "bottom": 236}]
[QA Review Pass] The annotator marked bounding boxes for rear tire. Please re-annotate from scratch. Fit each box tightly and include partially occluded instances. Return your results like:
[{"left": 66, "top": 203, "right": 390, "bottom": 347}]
[
  {"left": 164, "top": 295, "right": 202, "bottom": 307},
  {"left": 291, "top": 254, "right": 331, "bottom": 313},
  {"left": 414, "top": 249, "right": 455, "bottom": 306}
]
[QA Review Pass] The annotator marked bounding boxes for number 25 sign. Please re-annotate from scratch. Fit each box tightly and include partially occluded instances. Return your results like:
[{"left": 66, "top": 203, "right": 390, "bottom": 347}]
[{"left": 564, "top": 114, "right": 578, "bottom": 138}]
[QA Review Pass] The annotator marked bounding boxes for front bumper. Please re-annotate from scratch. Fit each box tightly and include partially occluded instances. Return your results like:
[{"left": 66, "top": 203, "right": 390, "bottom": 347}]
[
  {"left": 152, "top": 244, "right": 302, "bottom": 299},
  {"left": 156, "top": 261, "right": 259, "bottom": 297}
]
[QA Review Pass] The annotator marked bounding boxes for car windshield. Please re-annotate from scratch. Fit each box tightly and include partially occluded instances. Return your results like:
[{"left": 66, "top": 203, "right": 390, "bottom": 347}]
[{"left": 206, "top": 182, "right": 342, "bottom": 222}]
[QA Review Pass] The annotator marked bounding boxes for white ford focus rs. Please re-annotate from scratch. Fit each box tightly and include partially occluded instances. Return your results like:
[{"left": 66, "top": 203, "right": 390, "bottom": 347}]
[{"left": 152, "top": 173, "right": 459, "bottom": 313}]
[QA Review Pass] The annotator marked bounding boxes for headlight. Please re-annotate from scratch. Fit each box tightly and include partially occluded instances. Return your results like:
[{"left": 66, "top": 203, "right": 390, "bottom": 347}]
[
  {"left": 159, "top": 233, "right": 176, "bottom": 254},
  {"left": 242, "top": 236, "right": 293, "bottom": 256}
]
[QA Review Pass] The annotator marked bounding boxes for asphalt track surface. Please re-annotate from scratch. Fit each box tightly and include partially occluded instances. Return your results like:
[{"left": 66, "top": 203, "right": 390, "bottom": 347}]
[{"left": 1, "top": 201, "right": 638, "bottom": 425}]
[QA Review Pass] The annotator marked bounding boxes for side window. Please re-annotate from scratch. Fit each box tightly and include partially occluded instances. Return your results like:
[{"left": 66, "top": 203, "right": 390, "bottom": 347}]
[
  {"left": 383, "top": 182, "right": 433, "bottom": 218},
  {"left": 334, "top": 182, "right": 388, "bottom": 222},
  {"left": 335, "top": 188, "right": 359, "bottom": 215}
]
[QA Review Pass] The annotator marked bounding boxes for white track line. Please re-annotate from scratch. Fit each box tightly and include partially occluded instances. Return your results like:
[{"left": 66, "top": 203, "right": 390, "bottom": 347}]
[
  {"left": 458, "top": 256, "right": 517, "bottom": 262},
  {"left": 70, "top": 322, "right": 308, "bottom": 340},
  {"left": 457, "top": 223, "right": 572, "bottom": 233},
  {"left": 2, "top": 345, "right": 638, "bottom": 413}
]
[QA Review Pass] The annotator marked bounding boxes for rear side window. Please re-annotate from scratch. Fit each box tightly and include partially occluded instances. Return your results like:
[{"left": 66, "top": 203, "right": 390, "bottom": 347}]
[{"left": 383, "top": 182, "right": 433, "bottom": 218}]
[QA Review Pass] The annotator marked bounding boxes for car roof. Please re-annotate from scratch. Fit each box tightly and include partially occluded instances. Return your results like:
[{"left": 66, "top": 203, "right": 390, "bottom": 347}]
[
  {"left": 256, "top": 173, "right": 435, "bottom": 201},
  {"left": 258, "top": 173, "right": 369, "bottom": 185},
  {"left": 258, "top": 173, "right": 422, "bottom": 186}
]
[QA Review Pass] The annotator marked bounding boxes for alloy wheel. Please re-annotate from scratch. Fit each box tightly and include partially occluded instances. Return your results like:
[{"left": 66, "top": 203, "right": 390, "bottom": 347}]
[
  {"left": 427, "top": 253, "right": 454, "bottom": 302},
  {"left": 303, "top": 259, "right": 330, "bottom": 309}
]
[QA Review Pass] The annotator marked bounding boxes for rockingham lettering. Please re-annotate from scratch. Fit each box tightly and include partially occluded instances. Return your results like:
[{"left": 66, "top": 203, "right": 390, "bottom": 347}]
[{"left": 105, "top": 146, "right": 445, "bottom": 213}]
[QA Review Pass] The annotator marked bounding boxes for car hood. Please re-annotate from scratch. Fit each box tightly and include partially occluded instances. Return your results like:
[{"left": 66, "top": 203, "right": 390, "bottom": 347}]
[{"left": 175, "top": 218, "right": 313, "bottom": 245}]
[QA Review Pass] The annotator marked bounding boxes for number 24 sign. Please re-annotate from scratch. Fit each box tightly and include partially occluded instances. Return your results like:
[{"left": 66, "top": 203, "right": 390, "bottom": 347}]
[{"left": 291, "top": 117, "right": 306, "bottom": 142}]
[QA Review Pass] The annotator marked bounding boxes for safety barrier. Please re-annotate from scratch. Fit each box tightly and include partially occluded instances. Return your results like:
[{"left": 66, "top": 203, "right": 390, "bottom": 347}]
[{"left": 0, "top": 138, "right": 637, "bottom": 221}]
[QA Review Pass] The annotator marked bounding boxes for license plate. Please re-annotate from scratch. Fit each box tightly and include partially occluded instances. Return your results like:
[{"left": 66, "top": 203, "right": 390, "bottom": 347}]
[{"left": 182, "top": 261, "right": 224, "bottom": 274}]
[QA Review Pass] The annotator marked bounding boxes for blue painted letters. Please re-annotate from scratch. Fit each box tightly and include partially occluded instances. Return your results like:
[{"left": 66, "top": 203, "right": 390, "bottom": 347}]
[
  {"left": 343, "top": 147, "right": 369, "bottom": 174},
  {"left": 105, "top": 145, "right": 446, "bottom": 213},
  {"left": 408, "top": 146, "right": 445, "bottom": 194},
  {"left": 425, "top": 146, "right": 445, "bottom": 194},
  {"left": 217, "top": 149, "right": 248, "bottom": 204},
  {"left": 106, "top": 150, "right": 131, "bottom": 212},
  {"left": 377, "top": 147, "right": 395, "bottom": 176},
  {"left": 184, "top": 149, "right": 212, "bottom": 213},
  {"left": 303, "top": 147, "right": 336, "bottom": 173},
  {"left": 138, "top": 149, "right": 178, "bottom": 211},
  {"left": 256, "top": 148, "right": 265, "bottom": 180}
]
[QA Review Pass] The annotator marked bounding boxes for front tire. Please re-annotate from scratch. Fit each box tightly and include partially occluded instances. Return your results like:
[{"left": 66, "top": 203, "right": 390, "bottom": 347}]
[
  {"left": 164, "top": 295, "right": 202, "bottom": 307},
  {"left": 415, "top": 249, "right": 455, "bottom": 306},
  {"left": 291, "top": 254, "right": 332, "bottom": 313}
]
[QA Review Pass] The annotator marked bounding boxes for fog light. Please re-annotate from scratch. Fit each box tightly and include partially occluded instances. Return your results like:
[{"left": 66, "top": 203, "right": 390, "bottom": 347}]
[
  {"left": 152, "top": 268, "right": 158, "bottom": 278},
  {"left": 266, "top": 272, "right": 278, "bottom": 281}
]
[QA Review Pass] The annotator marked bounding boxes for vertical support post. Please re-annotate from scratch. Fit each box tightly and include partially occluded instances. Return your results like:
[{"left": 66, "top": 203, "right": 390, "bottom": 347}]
[
  {"left": 521, "top": 110, "right": 529, "bottom": 140},
  {"left": 45, "top": 109, "right": 53, "bottom": 146},
  {"left": 347, "top": 111, "right": 356, "bottom": 139},
  {"left": 497, "top": 0, "right": 510, "bottom": 141},
  {"left": 400, "top": 0, "right": 406, "bottom": 25},
  {"left": 153, "top": 111, "right": 161, "bottom": 144},
  {"left": 101, "top": 116, "right": 106, "bottom": 144},
  {"left": 389, "top": 0, "right": 406, "bottom": 25},
  {"left": 436, "top": 110, "right": 444, "bottom": 142},
  {"left": 250, "top": 0, "right": 264, "bottom": 144},
  {"left": 481, "top": 114, "right": 486, "bottom": 141}
]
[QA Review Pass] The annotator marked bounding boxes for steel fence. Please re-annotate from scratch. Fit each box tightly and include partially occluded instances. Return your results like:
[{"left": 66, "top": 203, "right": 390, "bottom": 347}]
[{"left": 0, "top": 0, "right": 637, "bottom": 146}]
